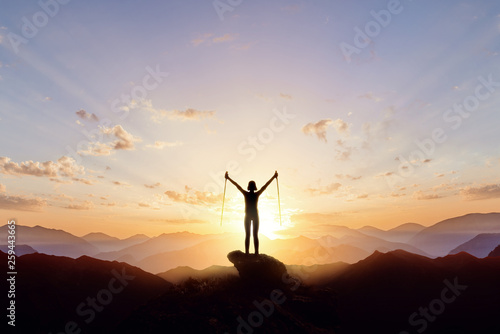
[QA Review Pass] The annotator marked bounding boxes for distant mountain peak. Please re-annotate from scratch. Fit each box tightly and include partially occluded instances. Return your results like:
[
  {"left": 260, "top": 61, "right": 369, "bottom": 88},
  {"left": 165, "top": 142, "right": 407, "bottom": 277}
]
[
  {"left": 488, "top": 244, "right": 500, "bottom": 257},
  {"left": 388, "top": 222, "right": 425, "bottom": 232},
  {"left": 82, "top": 232, "right": 120, "bottom": 241}
]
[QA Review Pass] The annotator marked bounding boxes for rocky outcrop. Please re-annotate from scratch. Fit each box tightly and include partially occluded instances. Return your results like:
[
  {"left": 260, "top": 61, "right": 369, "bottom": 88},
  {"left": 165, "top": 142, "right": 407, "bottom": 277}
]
[{"left": 227, "top": 250, "right": 288, "bottom": 286}]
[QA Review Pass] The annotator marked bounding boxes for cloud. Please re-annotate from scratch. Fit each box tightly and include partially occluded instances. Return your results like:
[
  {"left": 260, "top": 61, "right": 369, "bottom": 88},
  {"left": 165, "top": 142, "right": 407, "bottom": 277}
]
[
  {"left": 413, "top": 191, "right": 440, "bottom": 200},
  {"left": 213, "top": 33, "right": 238, "bottom": 43},
  {"left": 301, "top": 119, "right": 333, "bottom": 142},
  {"left": 231, "top": 42, "right": 257, "bottom": 51},
  {"left": 362, "top": 106, "right": 396, "bottom": 145},
  {"left": 72, "top": 177, "right": 94, "bottom": 185},
  {"left": 335, "top": 139, "right": 354, "bottom": 161},
  {"left": 0, "top": 193, "right": 46, "bottom": 211},
  {"left": 191, "top": 33, "right": 213, "bottom": 46},
  {"left": 146, "top": 141, "right": 182, "bottom": 149},
  {"left": 357, "top": 194, "right": 369, "bottom": 199},
  {"left": 0, "top": 184, "right": 5, "bottom": 192},
  {"left": 164, "top": 186, "right": 221, "bottom": 205},
  {"left": 191, "top": 33, "right": 237, "bottom": 46},
  {"left": 111, "top": 181, "right": 130, "bottom": 186},
  {"left": 133, "top": 100, "right": 216, "bottom": 123},
  {"left": 101, "top": 125, "right": 140, "bottom": 150},
  {"left": 460, "top": 184, "right": 500, "bottom": 201},
  {"left": 78, "top": 142, "right": 113, "bottom": 156},
  {"left": 358, "top": 92, "right": 383, "bottom": 102},
  {"left": 65, "top": 200, "right": 93, "bottom": 210},
  {"left": 76, "top": 109, "right": 99, "bottom": 121},
  {"left": 301, "top": 118, "right": 349, "bottom": 142},
  {"left": 336, "top": 174, "right": 362, "bottom": 181},
  {"left": 79, "top": 125, "right": 140, "bottom": 156},
  {"left": 279, "top": 93, "right": 292, "bottom": 100},
  {"left": 0, "top": 156, "right": 84, "bottom": 178},
  {"left": 144, "top": 182, "right": 161, "bottom": 189},
  {"left": 376, "top": 172, "right": 394, "bottom": 178},
  {"left": 169, "top": 108, "right": 216, "bottom": 121},
  {"left": 306, "top": 182, "right": 342, "bottom": 195},
  {"left": 332, "top": 119, "right": 349, "bottom": 134}
]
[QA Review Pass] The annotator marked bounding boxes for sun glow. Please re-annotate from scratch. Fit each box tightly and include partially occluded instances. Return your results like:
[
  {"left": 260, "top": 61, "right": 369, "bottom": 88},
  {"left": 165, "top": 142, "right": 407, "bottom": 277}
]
[{"left": 256, "top": 198, "right": 286, "bottom": 239}]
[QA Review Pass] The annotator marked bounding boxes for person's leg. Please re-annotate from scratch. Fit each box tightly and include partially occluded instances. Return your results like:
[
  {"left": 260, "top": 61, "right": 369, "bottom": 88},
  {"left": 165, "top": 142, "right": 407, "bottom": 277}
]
[
  {"left": 253, "top": 216, "right": 260, "bottom": 254},
  {"left": 244, "top": 216, "right": 251, "bottom": 254}
]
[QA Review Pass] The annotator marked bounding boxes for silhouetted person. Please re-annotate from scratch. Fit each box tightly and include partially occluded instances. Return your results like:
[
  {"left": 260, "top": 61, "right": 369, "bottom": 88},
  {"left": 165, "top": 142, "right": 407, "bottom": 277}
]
[{"left": 225, "top": 171, "right": 277, "bottom": 255}]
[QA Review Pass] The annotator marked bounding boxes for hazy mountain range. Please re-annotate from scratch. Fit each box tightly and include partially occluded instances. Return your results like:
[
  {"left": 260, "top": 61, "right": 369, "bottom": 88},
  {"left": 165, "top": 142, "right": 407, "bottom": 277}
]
[
  {"left": 5, "top": 247, "right": 499, "bottom": 333},
  {"left": 1, "top": 213, "right": 499, "bottom": 275},
  {"left": 2, "top": 212, "right": 500, "bottom": 333}
]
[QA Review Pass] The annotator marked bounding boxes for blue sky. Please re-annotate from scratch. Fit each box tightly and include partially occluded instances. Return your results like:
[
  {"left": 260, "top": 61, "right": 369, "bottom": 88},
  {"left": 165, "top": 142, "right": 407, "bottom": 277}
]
[{"left": 1, "top": 0, "right": 499, "bottom": 238}]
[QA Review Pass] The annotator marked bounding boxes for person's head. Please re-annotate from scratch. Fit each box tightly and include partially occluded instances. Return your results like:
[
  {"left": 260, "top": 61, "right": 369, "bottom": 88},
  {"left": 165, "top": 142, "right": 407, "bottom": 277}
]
[{"left": 247, "top": 181, "right": 257, "bottom": 191}]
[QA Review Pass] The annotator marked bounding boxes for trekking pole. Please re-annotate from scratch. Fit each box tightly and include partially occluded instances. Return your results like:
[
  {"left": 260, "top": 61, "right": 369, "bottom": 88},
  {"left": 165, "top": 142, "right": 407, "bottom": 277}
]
[
  {"left": 276, "top": 171, "right": 282, "bottom": 226},
  {"left": 221, "top": 174, "right": 227, "bottom": 227}
]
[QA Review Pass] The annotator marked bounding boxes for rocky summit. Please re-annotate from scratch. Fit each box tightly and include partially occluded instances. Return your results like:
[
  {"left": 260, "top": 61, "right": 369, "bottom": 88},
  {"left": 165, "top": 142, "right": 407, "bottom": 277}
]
[{"left": 227, "top": 250, "right": 288, "bottom": 286}]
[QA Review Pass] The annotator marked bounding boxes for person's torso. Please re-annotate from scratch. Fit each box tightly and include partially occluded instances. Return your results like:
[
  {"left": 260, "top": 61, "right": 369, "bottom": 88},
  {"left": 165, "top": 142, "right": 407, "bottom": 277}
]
[{"left": 244, "top": 191, "right": 259, "bottom": 214}]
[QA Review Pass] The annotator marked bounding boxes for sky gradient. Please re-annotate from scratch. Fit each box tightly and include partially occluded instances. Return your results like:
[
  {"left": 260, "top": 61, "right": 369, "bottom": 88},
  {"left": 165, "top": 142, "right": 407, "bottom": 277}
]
[{"left": 1, "top": 0, "right": 499, "bottom": 238}]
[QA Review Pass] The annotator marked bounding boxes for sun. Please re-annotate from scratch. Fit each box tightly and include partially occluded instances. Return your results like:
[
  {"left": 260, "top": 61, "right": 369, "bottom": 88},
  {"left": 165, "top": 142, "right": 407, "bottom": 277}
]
[{"left": 257, "top": 200, "right": 283, "bottom": 239}]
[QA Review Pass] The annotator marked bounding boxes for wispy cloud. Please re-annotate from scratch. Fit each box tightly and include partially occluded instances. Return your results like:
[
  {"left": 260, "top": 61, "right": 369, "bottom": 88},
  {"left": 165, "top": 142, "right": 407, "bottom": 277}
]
[
  {"left": 146, "top": 141, "right": 182, "bottom": 149},
  {"left": 65, "top": 200, "right": 94, "bottom": 210},
  {"left": 460, "top": 184, "right": 500, "bottom": 201},
  {"left": 335, "top": 174, "right": 362, "bottom": 180},
  {"left": 78, "top": 142, "right": 113, "bottom": 156},
  {"left": 213, "top": 33, "right": 238, "bottom": 43},
  {"left": 164, "top": 186, "right": 221, "bottom": 205},
  {"left": 301, "top": 118, "right": 349, "bottom": 142},
  {"left": 191, "top": 33, "right": 238, "bottom": 46},
  {"left": 358, "top": 92, "right": 383, "bottom": 102},
  {"left": 335, "top": 139, "right": 355, "bottom": 161},
  {"left": 413, "top": 191, "right": 440, "bottom": 200},
  {"left": 144, "top": 182, "right": 161, "bottom": 189},
  {"left": 191, "top": 33, "right": 213, "bottom": 46},
  {"left": 111, "top": 180, "right": 130, "bottom": 186},
  {"left": 76, "top": 109, "right": 99, "bottom": 122},
  {"left": 0, "top": 156, "right": 84, "bottom": 178},
  {"left": 279, "top": 93, "right": 292, "bottom": 100},
  {"left": 133, "top": 100, "right": 216, "bottom": 123},
  {"left": 79, "top": 125, "right": 141, "bottom": 156},
  {"left": 169, "top": 108, "right": 216, "bottom": 121},
  {"left": 0, "top": 193, "right": 46, "bottom": 211},
  {"left": 301, "top": 119, "right": 332, "bottom": 142},
  {"left": 306, "top": 182, "right": 342, "bottom": 195}
]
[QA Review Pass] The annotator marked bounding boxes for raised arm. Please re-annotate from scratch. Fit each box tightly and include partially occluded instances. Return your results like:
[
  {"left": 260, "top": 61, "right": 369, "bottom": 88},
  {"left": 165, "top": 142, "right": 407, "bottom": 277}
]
[
  {"left": 225, "top": 172, "right": 245, "bottom": 194},
  {"left": 257, "top": 171, "right": 278, "bottom": 195}
]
